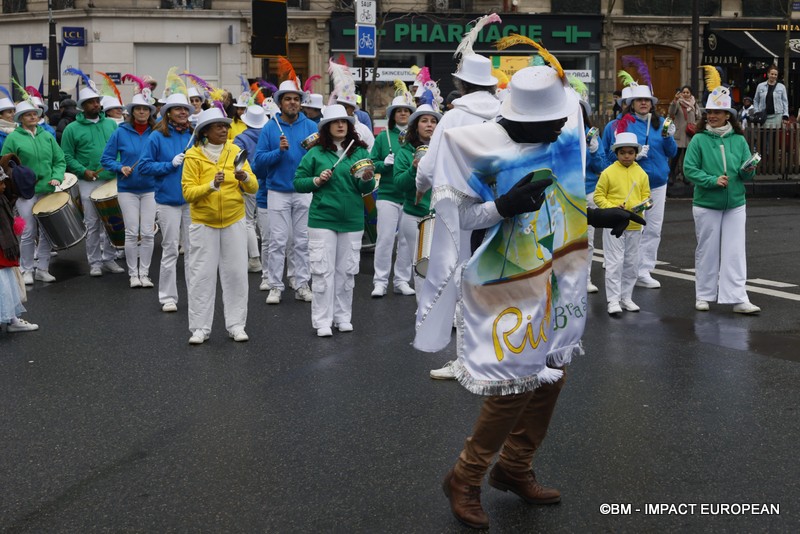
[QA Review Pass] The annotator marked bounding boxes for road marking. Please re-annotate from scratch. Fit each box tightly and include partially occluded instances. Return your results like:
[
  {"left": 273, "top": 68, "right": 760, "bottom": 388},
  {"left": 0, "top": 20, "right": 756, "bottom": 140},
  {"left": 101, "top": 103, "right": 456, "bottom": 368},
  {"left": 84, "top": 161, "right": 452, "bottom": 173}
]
[{"left": 747, "top": 278, "right": 798, "bottom": 288}]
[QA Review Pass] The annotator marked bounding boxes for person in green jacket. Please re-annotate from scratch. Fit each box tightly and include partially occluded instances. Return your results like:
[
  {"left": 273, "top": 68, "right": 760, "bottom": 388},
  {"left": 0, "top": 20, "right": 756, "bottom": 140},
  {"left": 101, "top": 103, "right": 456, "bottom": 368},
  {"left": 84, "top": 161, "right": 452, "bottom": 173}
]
[
  {"left": 369, "top": 92, "right": 416, "bottom": 297},
  {"left": 60, "top": 87, "right": 122, "bottom": 277},
  {"left": 394, "top": 101, "right": 441, "bottom": 301},
  {"left": 294, "top": 104, "right": 375, "bottom": 337},
  {"left": 0, "top": 100, "right": 66, "bottom": 284},
  {"left": 683, "top": 85, "right": 760, "bottom": 314}
]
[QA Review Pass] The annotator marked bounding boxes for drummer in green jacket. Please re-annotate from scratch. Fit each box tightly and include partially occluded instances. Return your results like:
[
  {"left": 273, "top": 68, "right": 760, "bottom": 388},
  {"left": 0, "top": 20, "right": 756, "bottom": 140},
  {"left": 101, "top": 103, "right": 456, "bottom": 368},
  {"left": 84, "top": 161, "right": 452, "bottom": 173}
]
[{"left": 294, "top": 104, "right": 375, "bottom": 338}]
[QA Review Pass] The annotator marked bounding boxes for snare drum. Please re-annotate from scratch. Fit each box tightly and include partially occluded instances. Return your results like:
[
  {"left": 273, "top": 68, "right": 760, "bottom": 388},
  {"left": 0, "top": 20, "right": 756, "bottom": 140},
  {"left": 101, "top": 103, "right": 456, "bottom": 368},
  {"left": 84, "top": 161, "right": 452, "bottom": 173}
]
[
  {"left": 57, "top": 172, "right": 83, "bottom": 215},
  {"left": 413, "top": 145, "right": 429, "bottom": 164},
  {"left": 32, "top": 192, "right": 87, "bottom": 250},
  {"left": 632, "top": 197, "right": 654, "bottom": 214},
  {"left": 90, "top": 179, "right": 125, "bottom": 248},
  {"left": 414, "top": 213, "right": 435, "bottom": 278},
  {"left": 350, "top": 158, "right": 374, "bottom": 180},
  {"left": 301, "top": 132, "right": 319, "bottom": 150}
]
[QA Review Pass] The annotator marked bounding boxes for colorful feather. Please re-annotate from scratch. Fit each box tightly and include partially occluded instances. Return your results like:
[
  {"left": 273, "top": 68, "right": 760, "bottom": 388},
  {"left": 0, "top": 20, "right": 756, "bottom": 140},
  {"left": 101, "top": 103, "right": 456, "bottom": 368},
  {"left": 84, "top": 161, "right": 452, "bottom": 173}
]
[
  {"left": 63, "top": 67, "right": 97, "bottom": 91},
  {"left": 239, "top": 74, "right": 250, "bottom": 94},
  {"left": 393, "top": 79, "right": 409, "bottom": 96},
  {"left": 615, "top": 114, "right": 636, "bottom": 135},
  {"left": 209, "top": 87, "right": 227, "bottom": 116},
  {"left": 165, "top": 67, "right": 187, "bottom": 97},
  {"left": 415, "top": 66, "right": 431, "bottom": 85},
  {"left": 419, "top": 89, "right": 435, "bottom": 109},
  {"left": 336, "top": 54, "right": 348, "bottom": 66},
  {"left": 180, "top": 71, "right": 213, "bottom": 99},
  {"left": 454, "top": 13, "right": 502, "bottom": 70},
  {"left": 278, "top": 57, "right": 300, "bottom": 90},
  {"left": 328, "top": 58, "right": 356, "bottom": 102},
  {"left": 122, "top": 73, "right": 146, "bottom": 92},
  {"left": 0, "top": 85, "right": 11, "bottom": 100},
  {"left": 25, "top": 86, "right": 42, "bottom": 98},
  {"left": 621, "top": 55, "right": 652, "bottom": 90},
  {"left": 96, "top": 72, "right": 122, "bottom": 105},
  {"left": 701, "top": 65, "right": 722, "bottom": 92},
  {"left": 568, "top": 75, "right": 588, "bottom": 100},
  {"left": 491, "top": 68, "right": 509, "bottom": 89},
  {"left": 303, "top": 74, "right": 321, "bottom": 93},
  {"left": 617, "top": 70, "right": 636, "bottom": 88},
  {"left": 257, "top": 79, "right": 278, "bottom": 94},
  {"left": 495, "top": 34, "right": 563, "bottom": 78},
  {"left": 531, "top": 55, "right": 545, "bottom": 67},
  {"left": 11, "top": 78, "right": 31, "bottom": 105}
]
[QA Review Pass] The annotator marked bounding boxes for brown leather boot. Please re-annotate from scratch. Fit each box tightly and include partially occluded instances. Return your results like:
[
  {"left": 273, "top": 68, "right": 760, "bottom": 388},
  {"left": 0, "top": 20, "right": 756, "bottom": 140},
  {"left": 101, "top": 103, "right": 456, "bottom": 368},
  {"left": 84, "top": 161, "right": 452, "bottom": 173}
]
[
  {"left": 442, "top": 469, "right": 490, "bottom": 529},
  {"left": 488, "top": 463, "right": 561, "bottom": 504}
]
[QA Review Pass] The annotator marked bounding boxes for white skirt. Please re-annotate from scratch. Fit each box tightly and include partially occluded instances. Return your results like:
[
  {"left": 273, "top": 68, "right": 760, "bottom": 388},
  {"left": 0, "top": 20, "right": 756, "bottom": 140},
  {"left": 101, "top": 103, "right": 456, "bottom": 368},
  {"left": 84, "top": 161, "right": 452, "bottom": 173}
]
[{"left": 0, "top": 268, "right": 25, "bottom": 323}]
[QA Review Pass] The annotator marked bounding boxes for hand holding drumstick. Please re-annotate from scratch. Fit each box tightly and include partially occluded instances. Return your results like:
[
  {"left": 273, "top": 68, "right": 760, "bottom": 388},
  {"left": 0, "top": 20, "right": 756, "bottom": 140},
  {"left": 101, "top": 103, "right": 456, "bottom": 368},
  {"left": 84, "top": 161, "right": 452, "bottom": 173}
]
[
  {"left": 314, "top": 169, "right": 332, "bottom": 187},
  {"left": 213, "top": 171, "right": 225, "bottom": 188}
]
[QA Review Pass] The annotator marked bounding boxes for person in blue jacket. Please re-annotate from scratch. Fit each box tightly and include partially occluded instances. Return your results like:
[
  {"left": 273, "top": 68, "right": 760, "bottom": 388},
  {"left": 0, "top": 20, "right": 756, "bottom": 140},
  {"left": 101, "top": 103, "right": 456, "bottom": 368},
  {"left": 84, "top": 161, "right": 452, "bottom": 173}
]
[
  {"left": 138, "top": 93, "right": 194, "bottom": 313},
  {"left": 253, "top": 80, "right": 317, "bottom": 305},
  {"left": 581, "top": 100, "right": 606, "bottom": 294},
  {"left": 101, "top": 93, "right": 157, "bottom": 290}
]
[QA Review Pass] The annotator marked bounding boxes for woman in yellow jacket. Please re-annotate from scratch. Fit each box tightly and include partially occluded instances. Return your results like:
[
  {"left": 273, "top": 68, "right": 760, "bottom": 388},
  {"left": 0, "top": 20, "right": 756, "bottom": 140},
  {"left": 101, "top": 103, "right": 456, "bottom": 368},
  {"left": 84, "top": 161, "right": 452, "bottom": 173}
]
[{"left": 182, "top": 107, "right": 258, "bottom": 345}]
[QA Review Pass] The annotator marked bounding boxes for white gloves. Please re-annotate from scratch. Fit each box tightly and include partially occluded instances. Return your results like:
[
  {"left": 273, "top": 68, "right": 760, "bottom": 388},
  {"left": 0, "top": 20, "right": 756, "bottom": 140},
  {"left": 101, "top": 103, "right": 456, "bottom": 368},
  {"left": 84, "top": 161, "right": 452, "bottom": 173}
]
[
  {"left": 383, "top": 153, "right": 395, "bottom": 166},
  {"left": 667, "top": 123, "right": 676, "bottom": 137},
  {"left": 172, "top": 153, "right": 186, "bottom": 167},
  {"left": 636, "top": 145, "right": 650, "bottom": 160},
  {"left": 589, "top": 137, "right": 599, "bottom": 153}
]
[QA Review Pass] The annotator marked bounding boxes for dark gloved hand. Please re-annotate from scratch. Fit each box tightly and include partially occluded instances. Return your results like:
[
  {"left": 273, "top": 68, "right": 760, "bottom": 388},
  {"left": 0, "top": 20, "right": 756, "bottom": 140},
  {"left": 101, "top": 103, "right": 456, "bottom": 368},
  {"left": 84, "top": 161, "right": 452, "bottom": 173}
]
[
  {"left": 494, "top": 173, "right": 554, "bottom": 218},
  {"left": 587, "top": 207, "right": 646, "bottom": 238}
]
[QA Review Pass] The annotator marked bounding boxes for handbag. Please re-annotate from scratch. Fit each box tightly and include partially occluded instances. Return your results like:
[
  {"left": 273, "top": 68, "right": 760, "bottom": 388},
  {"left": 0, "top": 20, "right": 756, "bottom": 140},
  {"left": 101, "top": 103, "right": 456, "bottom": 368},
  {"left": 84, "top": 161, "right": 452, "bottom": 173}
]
[
  {"left": 681, "top": 106, "right": 697, "bottom": 136},
  {"left": 750, "top": 110, "right": 767, "bottom": 125}
]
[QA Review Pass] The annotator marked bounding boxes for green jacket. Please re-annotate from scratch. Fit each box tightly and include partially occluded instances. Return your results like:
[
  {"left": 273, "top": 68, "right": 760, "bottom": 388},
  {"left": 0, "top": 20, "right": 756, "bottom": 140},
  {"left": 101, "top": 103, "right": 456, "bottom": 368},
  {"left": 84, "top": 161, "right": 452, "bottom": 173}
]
[
  {"left": 370, "top": 125, "right": 405, "bottom": 204},
  {"left": 0, "top": 126, "right": 66, "bottom": 195},
  {"left": 683, "top": 128, "right": 756, "bottom": 210},
  {"left": 60, "top": 112, "right": 117, "bottom": 181},
  {"left": 394, "top": 142, "right": 431, "bottom": 218},
  {"left": 294, "top": 144, "right": 376, "bottom": 232}
]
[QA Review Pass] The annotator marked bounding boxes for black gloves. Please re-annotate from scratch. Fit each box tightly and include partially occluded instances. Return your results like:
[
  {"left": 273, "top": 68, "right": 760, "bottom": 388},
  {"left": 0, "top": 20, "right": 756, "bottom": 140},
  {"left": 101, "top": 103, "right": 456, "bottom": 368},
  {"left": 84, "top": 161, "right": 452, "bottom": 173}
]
[
  {"left": 587, "top": 207, "right": 647, "bottom": 238},
  {"left": 494, "top": 173, "right": 554, "bottom": 219}
]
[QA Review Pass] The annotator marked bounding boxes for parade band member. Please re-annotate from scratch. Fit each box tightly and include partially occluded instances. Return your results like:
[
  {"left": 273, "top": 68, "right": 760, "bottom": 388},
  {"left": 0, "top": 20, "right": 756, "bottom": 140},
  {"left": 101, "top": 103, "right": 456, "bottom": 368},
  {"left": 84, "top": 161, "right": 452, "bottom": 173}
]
[
  {"left": 293, "top": 104, "right": 375, "bottom": 337},
  {"left": 182, "top": 107, "right": 258, "bottom": 344}
]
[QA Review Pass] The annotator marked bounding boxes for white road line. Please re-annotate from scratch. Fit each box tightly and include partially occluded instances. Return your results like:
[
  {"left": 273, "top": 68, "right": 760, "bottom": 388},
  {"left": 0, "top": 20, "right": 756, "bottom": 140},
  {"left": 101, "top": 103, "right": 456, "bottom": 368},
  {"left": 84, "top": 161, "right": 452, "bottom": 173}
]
[
  {"left": 747, "top": 278, "right": 798, "bottom": 288},
  {"left": 649, "top": 268, "right": 800, "bottom": 302}
]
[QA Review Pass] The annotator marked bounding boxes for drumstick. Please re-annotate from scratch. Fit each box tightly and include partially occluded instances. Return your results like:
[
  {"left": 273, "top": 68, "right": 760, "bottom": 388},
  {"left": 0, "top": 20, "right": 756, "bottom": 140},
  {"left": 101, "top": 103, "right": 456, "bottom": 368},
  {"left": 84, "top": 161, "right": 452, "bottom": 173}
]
[
  {"left": 385, "top": 129, "right": 393, "bottom": 153},
  {"left": 273, "top": 114, "right": 285, "bottom": 136},
  {"left": 331, "top": 139, "right": 355, "bottom": 170},
  {"left": 720, "top": 144, "right": 727, "bottom": 174},
  {"left": 183, "top": 133, "right": 196, "bottom": 153},
  {"left": 622, "top": 181, "right": 637, "bottom": 208},
  {"left": 644, "top": 113, "right": 651, "bottom": 145}
]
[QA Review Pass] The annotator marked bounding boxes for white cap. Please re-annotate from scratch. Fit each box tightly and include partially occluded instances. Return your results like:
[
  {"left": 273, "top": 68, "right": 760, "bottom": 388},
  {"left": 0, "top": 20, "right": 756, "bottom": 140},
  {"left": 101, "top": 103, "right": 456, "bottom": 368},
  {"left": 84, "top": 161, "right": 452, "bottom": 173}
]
[
  {"left": 101, "top": 95, "right": 124, "bottom": 111},
  {"left": 161, "top": 93, "right": 192, "bottom": 114},
  {"left": 611, "top": 131, "right": 641, "bottom": 153},
  {"left": 499, "top": 66, "right": 578, "bottom": 122},
  {"left": 273, "top": 80, "right": 303, "bottom": 103},
  {"left": 318, "top": 104, "right": 354, "bottom": 129},
  {"left": 408, "top": 103, "right": 442, "bottom": 125},
  {"left": 0, "top": 98, "right": 15, "bottom": 113},
  {"left": 194, "top": 107, "right": 231, "bottom": 135},
  {"left": 126, "top": 93, "right": 157, "bottom": 115},
  {"left": 625, "top": 84, "right": 658, "bottom": 106},
  {"left": 453, "top": 55, "right": 498, "bottom": 87},
  {"left": 702, "top": 86, "right": 736, "bottom": 116},
  {"left": 241, "top": 105, "right": 267, "bottom": 128},
  {"left": 302, "top": 93, "right": 324, "bottom": 110},
  {"left": 14, "top": 100, "right": 43, "bottom": 122},
  {"left": 78, "top": 87, "right": 102, "bottom": 107}
]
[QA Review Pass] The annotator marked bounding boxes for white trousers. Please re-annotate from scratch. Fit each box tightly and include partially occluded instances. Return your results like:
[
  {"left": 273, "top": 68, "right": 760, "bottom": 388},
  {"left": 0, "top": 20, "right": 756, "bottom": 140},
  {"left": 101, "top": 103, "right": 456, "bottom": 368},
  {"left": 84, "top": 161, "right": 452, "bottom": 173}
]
[
  {"left": 244, "top": 192, "right": 259, "bottom": 258},
  {"left": 78, "top": 180, "right": 116, "bottom": 267},
  {"left": 693, "top": 205, "right": 749, "bottom": 304},
  {"left": 586, "top": 192, "right": 597, "bottom": 278},
  {"left": 267, "top": 190, "right": 310, "bottom": 290},
  {"left": 603, "top": 228, "right": 641, "bottom": 303},
  {"left": 187, "top": 219, "right": 248, "bottom": 334},
  {"left": 399, "top": 212, "right": 422, "bottom": 299},
  {"left": 373, "top": 199, "right": 412, "bottom": 287},
  {"left": 308, "top": 228, "right": 362, "bottom": 329},
  {"left": 15, "top": 195, "right": 52, "bottom": 273},
  {"left": 156, "top": 203, "right": 191, "bottom": 305},
  {"left": 257, "top": 206, "right": 295, "bottom": 283},
  {"left": 637, "top": 184, "right": 666, "bottom": 279},
  {"left": 118, "top": 191, "right": 156, "bottom": 277}
]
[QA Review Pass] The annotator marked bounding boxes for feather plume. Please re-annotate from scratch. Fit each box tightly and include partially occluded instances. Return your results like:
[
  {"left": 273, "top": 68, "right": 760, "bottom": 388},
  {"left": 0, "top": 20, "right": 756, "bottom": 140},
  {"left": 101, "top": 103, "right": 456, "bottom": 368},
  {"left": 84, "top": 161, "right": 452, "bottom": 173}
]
[
  {"left": 615, "top": 114, "right": 636, "bottom": 135},
  {"left": 122, "top": 73, "right": 146, "bottom": 92},
  {"left": 454, "top": 13, "right": 502, "bottom": 70},
  {"left": 278, "top": 57, "right": 300, "bottom": 90},
  {"left": 96, "top": 72, "right": 123, "bottom": 105},
  {"left": 617, "top": 70, "right": 636, "bottom": 88},
  {"left": 491, "top": 68, "right": 509, "bottom": 89},
  {"left": 531, "top": 55, "right": 545, "bottom": 66},
  {"left": 25, "top": 86, "right": 42, "bottom": 98},
  {"left": 327, "top": 92, "right": 338, "bottom": 107},
  {"left": 0, "top": 85, "right": 11, "bottom": 100},
  {"left": 394, "top": 79, "right": 409, "bottom": 96},
  {"left": 336, "top": 54, "right": 348, "bottom": 66},
  {"left": 11, "top": 78, "right": 31, "bottom": 104},
  {"left": 621, "top": 55, "right": 652, "bottom": 90},
  {"left": 495, "top": 34, "right": 563, "bottom": 78},
  {"left": 303, "top": 75, "right": 321, "bottom": 93},
  {"left": 419, "top": 89, "right": 435, "bottom": 109},
  {"left": 209, "top": 88, "right": 227, "bottom": 116},
  {"left": 328, "top": 58, "right": 355, "bottom": 98},
  {"left": 257, "top": 79, "right": 278, "bottom": 94},
  {"left": 568, "top": 76, "right": 588, "bottom": 99},
  {"left": 239, "top": 75, "right": 250, "bottom": 94},
  {"left": 410, "top": 65, "right": 421, "bottom": 76},
  {"left": 63, "top": 67, "right": 96, "bottom": 91},
  {"left": 701, "top": 65, "right": 722, "bottom": 92},
  {"left": 165, "top": 67, "right": 187, "bottom": 97},
  {"left": 415, "top": 67, "right": 431, "bottom": 85},
  {"left": 180, "top": 72, "right": 213, "bottom": 99}
]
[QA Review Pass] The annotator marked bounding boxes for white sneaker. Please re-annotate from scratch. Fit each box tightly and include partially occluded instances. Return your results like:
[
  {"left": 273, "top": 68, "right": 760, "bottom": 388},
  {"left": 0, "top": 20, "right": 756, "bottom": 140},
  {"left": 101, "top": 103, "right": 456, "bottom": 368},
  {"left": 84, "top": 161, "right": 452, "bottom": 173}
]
[
  {"left": 635, "top": 275, "right": 661, "bottom": 289},
  {"left": 89, "top": 266, "right": 103, "bottom": 277},
  {"left": 295, "top": 285, "right": 313, "bottom": 302},
  {"left": 259, "top": 279, "right": 271, "bottom": 291},
  {"left": 607, "top": 301, "right": 622, "bottom": 315},
  {"left": 162, "top": 302, "right": 178, "bottom": 313},
  {"left": 394, "top": 282, "right": 416, "bottom": 296},
  {"left": 130, "top": 276, "right": 142, "bottom": 288},
  {"left": 115, "top": 249, "right": 125, "bottom": 259},
  {"left": 189, "top": 330, "right": 208, "bottom": 344},
  {"left": 371, "top": 284, "right": 387, "bottom": 298},
  {"left": 7, "top": 318, "right": 39, "bottom": 332},
  {"left": 733, "top": 302, "right": 761, "bottom": 314},
  {"left": 23, "top": 271, "right": 34, "bottom": 285},
  {"left": 620, "top": 299, "right": 640, "bottom": 312},
  {"left": 229, "top": 329, "right": 249, "bottom": 342},
  {"left": 102, "top": 260, "right": 125, "bottom": 274},
  {"left": 430, "top": 360, "right": 457, "bottom": 380},
  {"left": 317, "top": 327, "right": 333, "bottom": 337},
  {"left": 695, "top": 300, "right": 710, "bottom": 311},
  {"left": 266, "top": 288, "right": 282, "bottom": 304},
  {"left": 34, "top": 270, "right": 56, "bottom": 283},
  {"left": 248, "top": 257, "right": 262, "bottom": 273},
  {"left": 337, "top": 322, "right": 353, "bottom": 332},
  {"left": 586, "top": 280, "right": 599, "bottom": 293},
  {"left": 288, "top": 276, "right": 297, "bottom": 291},
  {"left": 139, "top": 276, "right": 154, "bottom": 288}
]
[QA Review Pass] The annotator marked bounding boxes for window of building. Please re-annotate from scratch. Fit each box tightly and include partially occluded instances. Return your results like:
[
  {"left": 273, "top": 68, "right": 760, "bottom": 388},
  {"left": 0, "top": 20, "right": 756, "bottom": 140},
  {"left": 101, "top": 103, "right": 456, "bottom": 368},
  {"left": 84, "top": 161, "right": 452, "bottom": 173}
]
[
  {"left": 551, "top": 0, "right": 600, "bottom": 14},
  {"left": 743, "top": 0, "right": 789, "bottom": 17},
  {"left": 625, "top": 0, "right": 719, "bottom": 16},
  {"left": 2, "top": 0, "right": 27, "bottom": 14},
  {"left": 160, "top": 0, "right": 212, "bottom": 9},
  {"left": 135, "top": 44, "right": 219, "bottom": 92}
]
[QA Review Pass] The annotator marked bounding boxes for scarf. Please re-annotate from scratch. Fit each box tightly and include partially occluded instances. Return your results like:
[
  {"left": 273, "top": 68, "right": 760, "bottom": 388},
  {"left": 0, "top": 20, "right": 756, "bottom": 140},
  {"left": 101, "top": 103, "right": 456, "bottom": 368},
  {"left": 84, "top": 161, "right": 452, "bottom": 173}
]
[
  {"left": 0, "top": 192, "right": 20, "bottom": 261},
  {"left": 707, "top": 123, "right": 733, "bottom": 137},
  {"left": 201, "top": 142, "right": 225, "bottom": 163},
  {"left": 678, "top": 95, "right": 696, "bottom": 111},
  {"left": 170, "top": 121, "right": 190, "bottom": 134},
  {"left": 0, "top": 118, "right": 16, "bottom": 135}
]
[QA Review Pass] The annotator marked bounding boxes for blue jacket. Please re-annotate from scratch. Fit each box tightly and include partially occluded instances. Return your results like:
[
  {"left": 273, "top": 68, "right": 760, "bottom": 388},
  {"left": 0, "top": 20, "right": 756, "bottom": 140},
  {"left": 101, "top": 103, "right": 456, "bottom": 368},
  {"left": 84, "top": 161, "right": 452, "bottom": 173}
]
[
  {"left": 601, "top": 114, "right": 677, "bottom": 189},
  {"left": 234, "top": 127, "right": 266, "bottom": 208},
  {"left": 101, "top": 122, "right": 155, "bottom": 194},
  {"left": 585, "top": 127, "right": 607, "bottom": 195},
  {"left": 138, "top": 124, "right": 193, "bottom": 206},
  {"left": 40, "top": 121, "right": 56, "bottom": 139},
  {"left": 253, "top": 112, "right": 317, "bottom": 193},
  {"left": 0, "top": 130, "right": 7, "bottom": 153},
  {"left": 355, "top": 109, "right": 372, "bottom": 131}
]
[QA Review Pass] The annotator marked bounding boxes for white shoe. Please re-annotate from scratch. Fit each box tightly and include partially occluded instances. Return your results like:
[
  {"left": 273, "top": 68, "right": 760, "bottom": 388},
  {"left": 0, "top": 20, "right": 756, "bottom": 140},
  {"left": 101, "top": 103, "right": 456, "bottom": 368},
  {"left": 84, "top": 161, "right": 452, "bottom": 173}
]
[
  {"left": 259, "top": 279, "right": 271, "bottom": 291},
  {"left": 102, "top": 260, "right": 125, "bottom": 274},
  {"left": 7, "top": 318, "right": 39, "bottom": 332},
  {"left": 139, "top": 276, "right": 154, "bottom": 288},
  {"left": 23, "top": 271, "right": 34, "bottom": 285},
  {"left": 34, "top": 270, "right": 56, "bottom": 283},
  {"left": 430, "top": 360, "right": 457, "bottom": 380},
  {"left": 161, "top": 302, "right": 178, "bottom": 313},
  {"left": 635, "top": 275, "right": 661, "bottom": 289},
  {"left": 189, "top": 330, "right": 208, "bottom": 345},
  {"left": 229, "top": 329, "right": 249, "bottom": 342},
  {"left": 115, "top": 249, "right": 125, "bottom": 259},
  {"left": 620, "top": 299, "right": 640, "bottom": 312},
  {"left": 89, "top": 266, "right": 103, "bottom": 277},
  {"left": 317, "top": 327, "right": 333, "bottom": 337},
  {"left": 130, "top": 276, "right": 142, "bottom": 288},
  {"left": 586, "top": 280, "right": 599, "bottom": 293},
  {"left": 266, "top": 288, "right": 282, "bottom": 304},
  {"left": 394, "top": 282, "right": 416, "bottom": 296},
  {"left": 248, "top": 257, "right": 262, "bottom": 273},
  {"left": 288, "top": 276, "right": 297, "bottom": 291},
  {"left": 371, "top": 284, "right": 387, "bottom": 298},
  {"left": 607, "top": 301, "right": 622, "bottom": 315},
  {"left": 733, "top": 302, "right": 761, "bottom": 314},
  {"left": 295, "top": 285, "right": 313, "bottom": 302},
  {"left": 337, "top": 322, "right": 353, "bottom": 333},
  {"left": 695, "top": 300, "right": 710, "bottom": 311}
]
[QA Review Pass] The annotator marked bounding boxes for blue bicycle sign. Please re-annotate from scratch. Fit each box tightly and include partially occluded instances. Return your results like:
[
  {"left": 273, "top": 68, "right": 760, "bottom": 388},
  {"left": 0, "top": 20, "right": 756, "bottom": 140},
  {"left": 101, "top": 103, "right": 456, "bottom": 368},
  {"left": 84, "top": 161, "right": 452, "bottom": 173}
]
[{"left": 356, "top": 24, "right": 376, "bottom": 58}]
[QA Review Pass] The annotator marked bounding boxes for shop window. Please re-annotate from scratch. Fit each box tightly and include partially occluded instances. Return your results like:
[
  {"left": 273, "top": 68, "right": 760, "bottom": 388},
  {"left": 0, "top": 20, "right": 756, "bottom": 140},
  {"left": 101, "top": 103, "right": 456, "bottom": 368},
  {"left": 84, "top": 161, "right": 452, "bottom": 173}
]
[
  {"left": 625, "top": 0, "right": 719, "bottom": 16},
  {"left": 2, "top": 0, "right": 26, "bottom": 13},
  {"left": 287, "top": 0, "right": 310, "bottom": 9},
  {"left": 743, "top": 0, "right": 788, "bottom": 17},
  {"left": 430, "top": 0, "right": 470, "bottom": 11},
  {"left": 551, "top": 0, "right": 600, "bottom": 14},
  {"left": 335, "top": 0, "right": 354, "bottom": 9},
  {"left": 160, "top": 0, "right": 212, "bottom": 8},
  {"left": 134, "top": 44, "right": 219, "bottom": 90},
  {"left": 52, "top": 0, "right": 75, "bottom": 8}
]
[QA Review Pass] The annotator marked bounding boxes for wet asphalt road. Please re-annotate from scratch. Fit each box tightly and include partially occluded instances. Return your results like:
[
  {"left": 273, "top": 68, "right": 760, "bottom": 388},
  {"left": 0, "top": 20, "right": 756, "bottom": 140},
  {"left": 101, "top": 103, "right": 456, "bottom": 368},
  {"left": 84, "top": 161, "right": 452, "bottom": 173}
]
[{"left": 1, "top": 198, "right": 799, "bottom": 533}]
